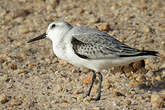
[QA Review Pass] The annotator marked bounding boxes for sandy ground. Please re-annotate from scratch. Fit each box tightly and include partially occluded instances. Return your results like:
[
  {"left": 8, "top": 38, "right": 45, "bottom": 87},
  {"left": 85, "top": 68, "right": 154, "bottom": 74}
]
[{"left": 0, "top": 0, "right": 165, "bottom": 110}]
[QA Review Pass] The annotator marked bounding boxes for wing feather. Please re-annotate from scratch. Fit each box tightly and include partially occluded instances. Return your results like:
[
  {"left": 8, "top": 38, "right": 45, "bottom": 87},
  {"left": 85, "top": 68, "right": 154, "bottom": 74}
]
[{"left": 71, "top": 31, "right": 141, "bottom": 59}]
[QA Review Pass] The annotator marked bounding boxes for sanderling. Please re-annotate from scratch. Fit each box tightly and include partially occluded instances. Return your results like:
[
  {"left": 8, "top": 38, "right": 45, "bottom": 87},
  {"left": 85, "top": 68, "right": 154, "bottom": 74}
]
[{"left": 28, "top": 21, "right": 158, "bottom": 100}]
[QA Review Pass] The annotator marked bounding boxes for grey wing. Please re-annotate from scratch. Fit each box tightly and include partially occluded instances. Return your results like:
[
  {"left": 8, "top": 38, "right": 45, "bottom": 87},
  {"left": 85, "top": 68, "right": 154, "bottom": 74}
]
[{"left": 71, "top": 32, "right": 142, "bottom": 59}]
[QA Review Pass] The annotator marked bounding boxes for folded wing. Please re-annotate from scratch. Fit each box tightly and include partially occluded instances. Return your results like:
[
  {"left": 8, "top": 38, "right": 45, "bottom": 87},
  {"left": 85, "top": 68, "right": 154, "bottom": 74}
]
[{"left": 71, "top": 31, "right": 157, "bottom": 59}]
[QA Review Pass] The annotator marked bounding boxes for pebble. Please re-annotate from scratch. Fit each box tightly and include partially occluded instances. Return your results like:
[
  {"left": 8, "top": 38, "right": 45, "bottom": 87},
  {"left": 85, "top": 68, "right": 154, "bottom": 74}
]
[
  {"left": 91, "top": 107, "right": 102, "bottom": 110},
  {"left": 103, "top": 80, "right": 112, "bottom": 89},
  {"left": 145, "top": 58, "right": 154, "bottom": 65},
  {"left": 124, "top": 100, "right": 132, "bottom": 105},
  {"left": 18, "top": 25, "right": 30, "bottom": 34},
  {"left": 14, "top": 17, "right": 24, "bottom": 23},
  {"left": 155, "top": 75, "right": 162, "bottom": 81},
  {"left": 160, "top": 90, "right": 165, "bottom": 98},
  {"left": 0, "top": 73, "right": 8, "bottom": 82},
  {"left": 77, "top": 95, "right": 83, "bottom": 102},
  {"left": 47, "top": 0, "right": 59, "bottom": 7},
  {"left": 73, "top": 90, "right": 81, "bottom": 95},
  {"left": 4, "top": 15, "right": 13, "bottom": 24},
  {"left": 54, "top": 84, "right": 63, "bottom": 92},
  {"left": 159, "top": 12, "right": 165, "bottom": 18},
  {"left": 132, "top": 60, "right": 145, "bottom": 71},
  {"left": 83, "top": 96, "right": 91, "bottom": 103},
  {"left": 97, "top": 23, "right": 110, "bottom": 32},
  {"left": 129, "top": 79, "right": 139, "bottom": 87},
  {"left": 28, "top": 64, "right": 36, "bottom": 69},
  {"left": 10, "top": 99, "right": 22, "bottom": 106},
  {"left": 0, "top": 94, "right": 9, "bottom": 104},
  {"left": 161, "top": 63, "right": 165, "bottom": 68},
  {"left": 82, "top": 74, "right": 92, "bottom": 85},
  {"left": 10, "top": 64, "right": 17, "bottom": 70},
  {"left": 89, "top": 17, "right": 100, "bottom": 24},
  {"left": 60, "top": 99, "right": 68, "bottom": 103},
  {"left": 123, "top": 64, "right": 134, "bottom": 73},
  {"left": 0, "top": 7, "right": 6, "bottom": 17},
  {"left": 143, "top": 26, "right": 151, "bottom": 33},
  {"left": 80, "top": 68, "right": 90, "bottom": 73},
  {"left": 136, "top": 75, "right": 146, "bottom": 82},
  {"left": 114, "top": 91, "right": 124, "bottom": 97},
  {"left": 58, "top": 59, "right": 68, "bottom": 66},
  {"left": 10, "top": 9, "right": 30, "bottom": 19},
  {"left": 151, "top": 93, "right": 164, "bottom": 108},
  {"left": 47, "top": 5, "right": 54, "bottom": 12}
]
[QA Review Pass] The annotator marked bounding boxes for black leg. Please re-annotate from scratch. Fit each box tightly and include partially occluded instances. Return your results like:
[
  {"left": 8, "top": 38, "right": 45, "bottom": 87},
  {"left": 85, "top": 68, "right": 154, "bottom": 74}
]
[
  {"left": 92, "top": 72, "right": 103, "bottom": 101},
  {"left": 84, "top": 71, "right": 96, "bottom": 98}
]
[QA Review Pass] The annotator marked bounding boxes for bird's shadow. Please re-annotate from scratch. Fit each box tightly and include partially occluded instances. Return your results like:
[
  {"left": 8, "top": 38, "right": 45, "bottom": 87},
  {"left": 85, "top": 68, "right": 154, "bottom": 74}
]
[{"left": 138, "top": 68, "right": 165, "bottom": 92}]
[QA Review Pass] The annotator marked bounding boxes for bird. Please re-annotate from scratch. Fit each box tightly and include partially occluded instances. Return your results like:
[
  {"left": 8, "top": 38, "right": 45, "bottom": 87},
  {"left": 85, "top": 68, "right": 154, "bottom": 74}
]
[{"left": 27, "top": 21, "right": 158, "bottom": 101}]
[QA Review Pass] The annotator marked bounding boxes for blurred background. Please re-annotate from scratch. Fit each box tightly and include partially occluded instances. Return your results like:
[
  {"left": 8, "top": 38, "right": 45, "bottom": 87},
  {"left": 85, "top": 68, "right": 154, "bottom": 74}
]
[{"left": 0, "top": 0, "right": 165, "bottom": 109}]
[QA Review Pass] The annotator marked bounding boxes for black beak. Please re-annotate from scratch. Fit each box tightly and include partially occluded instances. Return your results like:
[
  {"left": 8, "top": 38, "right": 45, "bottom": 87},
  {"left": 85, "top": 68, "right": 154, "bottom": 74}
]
[{"left": 27, "top": 33, "right": 47, "bottom": 43}]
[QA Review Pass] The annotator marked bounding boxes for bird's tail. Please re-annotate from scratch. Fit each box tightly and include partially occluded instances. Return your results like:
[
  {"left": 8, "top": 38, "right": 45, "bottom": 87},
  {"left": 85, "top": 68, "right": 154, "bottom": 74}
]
[
  {"left": 119, "top": 50, "right": 159, "bottom": 57},
  {"left": 139, "top": 50, "right": 159, "bottom": 57}
]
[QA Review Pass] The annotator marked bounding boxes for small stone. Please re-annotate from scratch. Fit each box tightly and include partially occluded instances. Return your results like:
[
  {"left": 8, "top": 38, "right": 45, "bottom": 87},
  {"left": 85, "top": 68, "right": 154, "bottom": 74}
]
[
  {"left": 60, "top": 99, "right": 68, "bottom": 103},
  {"left": 160, "top": 90, "right": 165, "bottom": 98},
  {"left": 97, "top": 23, "right": 110, "bottom": 32},
  {"left": 12, "top": 9, "right": 30, "bottom": 18},
  {"left": 161, "top": 62, "right": 165, "bottom": 68},
  {"left": 14, "top": 17, "right": 24, "bottom": 23},
  {"left": 123, "top": 64, "right": 134, "bottom": 73},
  {"left": 15, "top": 69, "right": 28, "bottom": 74},
  {"left": 91, "top": 107, "right": 102, "bottom": 110},
  {"left": 151, "top": 64, "right": 159, "bottom": 70},
  {"left": 0, "top": 7, "right": 6, "bottom": 17},
  {"left": 83, "top": 96, "right": 91, "bottom": 103},
  {"left": 11, "top": 64, "right": 17, "bottom": 70},
  {"left": 112, "top": 66, "right": 123, "bottom": 73},
  {"left": 82, "top": 74, "right": 92, "bottom": 85},
  {"left": 47, "top": 5, "right": 54, "bottom": 12},
  {"left": 54, "top": 84, "right": 62, "bottom": 92},
  {"left": 18, "top": 25, "right": 30, "bottom": 34},
  {"left": 155, "top": 75, "right": 162, "bottom": 81},
  {"left": 136, "top": 75, "right": 146, "bottom": 82},
  {"left": 0, "top": 74, "right": 8, "bottom": 82},
  {"left": 89, "top": 17, "right": 100, "bottom": 24},
  {"left": 48, "top": 0, "right": 59, "bottom": 7},
  {"left": 80, "top": 68, "right": 90, "bottom": 73},
  {"left": 0, "top": 94, "right": 9, "bottom": 104},
  {"left": 145, "top": 58, "right": 154, "bottom": 65},
  {"left": 103, "top": 80, "right": 112, "bottom": 89},
  {"left": 10, "top": 99, "right": 22, "bottom": 106},
  {"left": 77, "top": 95, "right": 83, "bottom": 102},
  {"left": 159, "top": 12, "right": 165, "bottom": 18},
  {"left": 142, "top": 5, "right": 148, "bottom": 10},
  {"left": 51, "top": 100, "right": 59, "bottom": 104},
  {"left": 124, "top": 100, "right": 132, "bottom": 105},
  {"left": 114, "top": 91, "right": 124, "bottom": 97},
  {"left": 35, "top": 0, "right": 44, "bottom": 3},
  {"left": 4, "top": 15, "right": 13, "bottom": 24},
  {"left": 24, "top": 19, "right": 33, "bottom": 24},
  {"left": 132, "top": 60, "right": 145, "bottom": 71},
  {"left": 91, "top": 87, "right": 98, "bottom": 94},
  {"left": 58, "top": 59, "right": 68, "bottom": 65},
  {"left": 28, "top": 64, "right": 36, "bottom": 69},
  {"left": 129, "top": 80, "right": 139, "bottom": 86},
  {"left": 143, "top": 26, "right": 151, "bottom": 33},
  {"left": 73, "top": 90, "right": 81, "bottom": 94},
  {"left": 151, "top": 93, "right": 164, "bottom": 108},
  {"left": 71, "top": 68, "right": 78, "bottom": 73}
]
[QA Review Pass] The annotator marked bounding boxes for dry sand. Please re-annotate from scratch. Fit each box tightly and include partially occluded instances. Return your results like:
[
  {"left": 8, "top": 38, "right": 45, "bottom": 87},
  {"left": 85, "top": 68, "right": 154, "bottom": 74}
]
[{"left": 0, "top": 0, "right": 165, "bottom": 109}]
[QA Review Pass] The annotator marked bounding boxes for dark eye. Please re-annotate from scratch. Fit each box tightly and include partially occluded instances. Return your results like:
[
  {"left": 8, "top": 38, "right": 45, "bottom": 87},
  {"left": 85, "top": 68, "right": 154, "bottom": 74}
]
[{"left": 51, "top": 24, "right": 56, "bottom": 29}]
